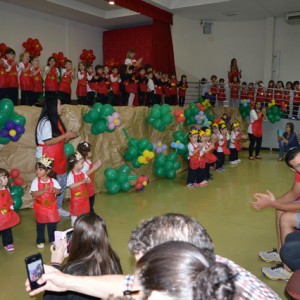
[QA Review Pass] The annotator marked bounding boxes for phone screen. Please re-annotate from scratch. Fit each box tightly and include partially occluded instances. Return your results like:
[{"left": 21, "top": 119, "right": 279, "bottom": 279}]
[
  {"left": 66, "top": 229, "right": 73, "bottom": 253},
  {"left": 25, "top": 254, "right": 46, "bottom": 290}
]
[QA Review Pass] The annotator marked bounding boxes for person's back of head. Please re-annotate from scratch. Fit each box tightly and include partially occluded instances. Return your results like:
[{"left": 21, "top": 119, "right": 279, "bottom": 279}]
[
  {"left": 285, "top": 147, "right": 300, "bottom": 168},
  {"left": 62, "top": 213, "right": 122, "bottom": 276},
  {"left": 136, "top": 241, "right": 235, "bottom": 300},
  {"left": 128, "top": 213, "right": 215, "bottom": 265}
]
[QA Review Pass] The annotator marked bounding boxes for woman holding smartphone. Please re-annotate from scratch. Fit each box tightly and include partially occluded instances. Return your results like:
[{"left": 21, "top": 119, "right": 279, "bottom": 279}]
[{"left": 43, "top": 213, "right": 122, "bottom": 300}]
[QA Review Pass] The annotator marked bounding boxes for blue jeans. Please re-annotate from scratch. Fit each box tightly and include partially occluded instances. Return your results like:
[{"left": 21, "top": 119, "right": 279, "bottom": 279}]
[
  {"left": 278, "top": 139, "right": 287, "bottom": 158},
  {"left": 280, "top": 231, "right": 300, "bottom": 271},
  {"left": 56, "top": 172, "right": 67, "bottom": 209}
]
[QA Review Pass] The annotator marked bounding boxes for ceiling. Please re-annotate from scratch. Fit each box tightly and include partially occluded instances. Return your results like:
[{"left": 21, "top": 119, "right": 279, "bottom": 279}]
[{"left": 1, "top": 0, "right": 300, "bottom": 29}]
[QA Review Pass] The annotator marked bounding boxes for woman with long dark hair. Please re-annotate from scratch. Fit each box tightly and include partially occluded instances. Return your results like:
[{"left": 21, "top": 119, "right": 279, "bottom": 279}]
[
  {"left": 278, "top": 122, "right": 299, "bottom": 161},
  {"left": 44, "top": 213, "right": 122, "bottom": 300},
  {"left": 35, "top": 96, "right": 78, "bottom": 216}
]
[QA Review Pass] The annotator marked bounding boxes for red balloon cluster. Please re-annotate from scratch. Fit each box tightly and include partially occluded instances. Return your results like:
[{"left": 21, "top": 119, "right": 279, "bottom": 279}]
[
  {"left": 52, "top": 52, "right": 68, "bottom": 68},
  {"left": 80, "top": 49, "right": 96, "bottom": 65},
  {"left": 105, "top": 57, "right": 119, "bottom": 69},
  {"left": 22, "top": 38, "right": 43, "bottom": 57},
  {"left": 0, "top": 43, "right": 9, "bottom": 59},
  {"left": 9, "top": 168, "right": 24, "bottom": 186},
  {"left": 135, "top": 175, "right": 150, "bottom": 191}
]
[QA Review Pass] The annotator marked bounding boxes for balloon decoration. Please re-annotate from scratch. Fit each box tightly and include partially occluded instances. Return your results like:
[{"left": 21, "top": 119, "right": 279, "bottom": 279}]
[
  {"left": 239, "top": 99, "right": 251, "bottom": 119},
  {"left": 64, "top": 143, "right": 75, "bottom": 158},
  {"left": 104, "top": 164, "right": 150, "bottom": 194},
  {"left": 0, "top": 43, "right": 8, "bottom": 58},
  {"left": 281, "top": 101, "right": 288, "bottom": 112},
  {"left": 184, "top": 102, "right": 215, "bottom": 126},
  {"left": 152, "top": 141, "right": 167, "bottom": 154},
  {"left": 147, "top": 104, "right": 174, "bottom": 131},
  {"left": 134, "top": 175, "right": 150, "bottom": 191},
  {"left": 0, "top": 99, "right": 26, "bottom": 144},
  {"left": 200, "top": 98, "right": 212, "bottom": 110},
  {"left": 174, "top": 109, "right": 186, "bottom": 123},
  {"left": 104, "top": 57, "right": 119, "bottom": 69},
  {"left": 221, "top": 113, "right": 231, "bottom": 123},
  {"left": 22, "top": 38, "right": 43, "bottom": 57},
  {"left": 172, "top": 130, "right": 188, "bottom": 158},
  {"left": 79, "top": 49, "right": 96, "bottom": 65},
  {"left": 184, "top": 103, "right": 200, "bottom": 126},
  {"left": 266, "top": 104, "right": 283, "bottom": 123},
  {"left": 154, "top": 152, "right": 182, "bottom": 179},
  {"left": 8, "top": 168, "right": 24, "bottom": 187},
  {"left": 52, "top": 52, "right": 68, "bottom": 68},
  {"left": 123, "top": 129, "right": 154, "bottom": 168},
  {"left": 83, "top": 103, "right": 121, "bottom": 135},
  {"left": 9, "top": 185, "right": 24, "bottom": 211}
]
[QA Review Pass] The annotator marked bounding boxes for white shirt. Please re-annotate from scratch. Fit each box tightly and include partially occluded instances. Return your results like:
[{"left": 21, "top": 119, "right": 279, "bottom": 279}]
[
  {"left": 147, "top": 78, "right": 154, "bottom": 92},
  {"left": 188, "top": 142, "right": 198, "bottom": 158},
  {"left": 217, "top": 133, "right": 230, "bottom": 152},
  {"left": 81, "top": 159, "right": 91, "bottom": 173},
  {"left": 36, "top": 118, "right": 52, "bottom": 158},
  {"left": 67, "top": 171, "right": 88, "bottom": 187},
  {"left": 229, "top": 132, "right": 239, "bottom": 149},
  {"left": 30, "top": 177, "right": 61, "bottom": 192},
  {"left": 247, "top": 109, "right": 259, "bottom": 134}
]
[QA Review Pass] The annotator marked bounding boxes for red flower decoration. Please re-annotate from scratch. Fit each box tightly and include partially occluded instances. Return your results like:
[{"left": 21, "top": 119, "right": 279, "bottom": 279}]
[
  {"left": 80, "top": 49, "right": 96, "bottom": 65},
  {"left": 196, "top": 103, "right": 205, "bottom": 111},
  {"left": 135, "top": 175, "right": 150, "bottom": 191},
  {"left": 52, "top": 52, "right": 68, "bottom": 68},
  {"left": 174, "top": 109, "right": 186, "bottom": 123},
  {"left": 22, "top": 38, "right": 43, "bottom": 57}
]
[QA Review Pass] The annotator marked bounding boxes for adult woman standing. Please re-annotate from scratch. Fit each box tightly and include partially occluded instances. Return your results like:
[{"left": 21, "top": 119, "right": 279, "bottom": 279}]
[
  {"left": 228, "top": 58, "right": 241, "bottom": 83},
  {"left": 35, "top": 96, "right": 78, "bottom": 216},
  {"left": 44, "top": 213, "right": 122, "bottom": 300},
  {"left": 278, "top": 122, "right": 299, "bottom": 161},
  {"left": 247, "top": 101, "right": 267, "bottom": 160}
]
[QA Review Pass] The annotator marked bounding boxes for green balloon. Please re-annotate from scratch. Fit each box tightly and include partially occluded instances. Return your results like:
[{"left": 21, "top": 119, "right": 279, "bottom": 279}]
[
  {"left": 166, "top": 169, "right": 176, "bottom": 179},
  {"left": 168, "top": 152, "right": 177, "bottom": 162},
  {"left": 0, "top": 98, "right": 14, "bottom": 117},
  {"left": 64, "top": 143, "right": 74, "bottom": 157},
  {"left": 9, "top": 186, "right": 24, "bottom": 198},
  {"left": 124, "top": 147, "right": 138, "bottom": 161},
  {"left": 173, "top": 131, "right": 182, "bottom": 141},
  {"left": 0, "top": 112, "right": 9, "bottom": 128},
  {"left": 275, "top": 115, "right": 281, "bottom": 121},
  {"left": 161, "top": 104, "right": 171, "bottom": 114},
  {"left": 138, "top": 138, "right": 151, "bottom": 151},
  {"left": 121, "top": 181, "right": 131, "bottom": 191},
  {"left": 91, "top": 118, "right": 107, "bottom": 135},
  {"left": 100, "top": 104, "right": 114, "bottom": 117},
  {"left": 83, "top": 109, "right": 100, "bottom": 123},
  {"left": 117, "top": 173, "right": 128, "bottom": 183},
  {"left": 173, "top": 161, "right": 181, "bottom": 170},
  {"left": 162, "top": 114, "right": 173, "bottom": 125},
  {"left": 0, "top": 137, "right": 10, "bottom": 144},
  {"left": 150, "top": 108, "right": 161, "bottom": 119},
  {"left": 147, "top": 116, "right": 155, "bottom": 125},
  {"left": 105, "top": 180, "right": 120, "bottom": 194},
  {"left": 165, "top": 161, "right": 174, "bottom": 171},
  {"left": 132, "top": 158, "right": 142, "bottom": 169},
  {"left": 92, "top": 103, "right": 103, "bottom": 113},
  {"left": 119, "top": 164, "right": 131, "bottom": 175},
  {"left": 191, "top": 106, "right": 200, "bottom": 115},
  {"left": 185, "top": 110, "right": 192, "bottom": 118},
  {"left": 104, "top": 168, "right": 118, "bottom": 181},
  {"left": 155, "top": 154, "right": 166, "bottom": 167},
  {"left": 13, "top": 197, "right": 23, "bottom": 211},
  {"left": 10, "top": 113, "right": 26, "bottom": 126},
  {"left": 155, "top": 167, "right": 165, "bottom": 177}
]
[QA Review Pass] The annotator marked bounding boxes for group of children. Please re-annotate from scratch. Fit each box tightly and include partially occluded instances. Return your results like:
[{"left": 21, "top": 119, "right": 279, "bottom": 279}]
[
  {"left": 0, "top": 47, "right": 188, "bottom": 107},
  {"left": 201, "top": 75, "right": 300, "bottom": 118},
  {"left": 187, "top": 121, "right": 243, "bottom": 187},
  {"left": 0, "top": 141, "right": 101, "bottom": 251}
]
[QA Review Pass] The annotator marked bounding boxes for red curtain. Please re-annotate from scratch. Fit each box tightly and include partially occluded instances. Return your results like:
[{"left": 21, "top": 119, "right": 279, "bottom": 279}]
[
  {"left": 103, "top": 25, "right": 152, "bottom": 67},
  {"left": 152, "top": 20, "right": 175, "bottom": 74}
]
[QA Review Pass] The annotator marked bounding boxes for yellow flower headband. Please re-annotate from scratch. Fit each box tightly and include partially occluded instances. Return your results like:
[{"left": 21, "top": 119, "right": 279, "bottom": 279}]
[
  {"left": 38, "top": 155, "right": 54, "bottom": 169},
  {"left": 189, "top": 129, "right": 198, "bottom": 136},
  {"left": 233, "top": 122, "right": 240, "bottom": 127}
]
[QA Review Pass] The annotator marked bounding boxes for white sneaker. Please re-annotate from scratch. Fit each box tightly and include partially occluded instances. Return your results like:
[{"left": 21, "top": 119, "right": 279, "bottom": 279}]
[
  {"left": 58, "top": 208, "right": 70, "bottom": 217},
  {"left": 37, "top": 243, "right": 45, "bottom": 249},
  {"left": 261, "top": 263, "right": 292, "bottom": 281},
  {"left": 236, "top": 159, "right": 241, "bottom": 163},
  {"left": 258, "top": 249, "right": 281, "bottom": 263}
]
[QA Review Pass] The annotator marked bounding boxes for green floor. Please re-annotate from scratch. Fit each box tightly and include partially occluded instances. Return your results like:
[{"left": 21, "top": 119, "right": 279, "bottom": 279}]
[{"left": 0, "top": 150, "right": 291, "bottom": 299}]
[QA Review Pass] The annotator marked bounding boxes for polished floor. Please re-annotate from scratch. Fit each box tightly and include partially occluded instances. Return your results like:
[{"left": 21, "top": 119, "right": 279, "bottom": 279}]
[{"left": 0, "top": 150, "right": 291, "bottom": 299}]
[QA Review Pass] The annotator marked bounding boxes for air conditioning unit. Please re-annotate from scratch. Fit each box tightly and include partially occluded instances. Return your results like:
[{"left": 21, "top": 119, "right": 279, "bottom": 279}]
[{"left": 285, "top": 12, "right": 300, "bottom": 24}]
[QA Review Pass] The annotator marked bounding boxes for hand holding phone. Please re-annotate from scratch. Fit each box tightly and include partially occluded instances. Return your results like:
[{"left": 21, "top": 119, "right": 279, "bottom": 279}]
[{"left": 25, "top": 253, "right": 46, "bottom": 290}]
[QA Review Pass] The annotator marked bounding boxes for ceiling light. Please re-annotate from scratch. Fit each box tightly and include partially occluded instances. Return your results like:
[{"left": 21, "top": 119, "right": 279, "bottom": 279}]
[{"left": 108, "top": 0, "right": 115, "bottom": 5}]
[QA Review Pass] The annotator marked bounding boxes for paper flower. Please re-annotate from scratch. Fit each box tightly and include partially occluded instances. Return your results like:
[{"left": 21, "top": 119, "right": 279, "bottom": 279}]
[
  {"left": 107, "top": 112, "right": 121, "bottom": 130},
  {"left": 0, "top": 120, "right": 25, "bottom": 142}
]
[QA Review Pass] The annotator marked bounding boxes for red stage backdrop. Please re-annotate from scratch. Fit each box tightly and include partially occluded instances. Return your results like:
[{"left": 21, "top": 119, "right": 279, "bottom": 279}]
[{"left": 103, "top": 25, "right": 153, "bottom": 68}]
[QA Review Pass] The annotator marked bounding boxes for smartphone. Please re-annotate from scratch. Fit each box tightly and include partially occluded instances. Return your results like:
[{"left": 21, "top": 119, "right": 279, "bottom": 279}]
[
  {"left": 25, "top": 253, "right": 46, "bottom": 290},
  {"left": 55, "top": 228, "right": 74, "bottom": 254}
]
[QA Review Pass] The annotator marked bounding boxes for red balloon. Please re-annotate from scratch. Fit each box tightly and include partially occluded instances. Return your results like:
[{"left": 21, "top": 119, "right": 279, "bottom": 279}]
[
  {"left": 9, "top": 168, "right": 20, "bottom": 179},
  {"left": 13, "top": 176, "right": 24, "bottom": 186}
]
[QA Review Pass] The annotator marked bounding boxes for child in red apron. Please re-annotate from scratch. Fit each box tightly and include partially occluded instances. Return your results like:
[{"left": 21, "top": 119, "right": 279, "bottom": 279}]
[
  {"left": 76, "top": 62, "right": 87, "bottom": 105},
  {"left": 58, "top": 60, "right": 75, "bottom": 105},
  {"left": 187, "top": 129, "right": 207, "bottom": 188},
  {"left": 30, "top": 156, "right": 61, "bottom": 249},
  {"left": 178, "top": 74, "right": 188, "bottom": 107},
  {"left": 4, "top": 48, "right": 18, "bottom": 105},
  {"left": 44, "top": 56, "right": 59, "bottom": 98},
  {"left": 19, "top": 51, "right": 34, "bottom": 105},
  {"left": 31, "top": 56, "right": 44, "bottom": 106},
  {"left": 77, "top": 142, "right": 102, "bottom": 213},
  {"left": 229, "top": 122, "right": 242, "bottom": 165},
  {"left": 216, "top": 123, "right": 230, "bottom": 171},
  {"left": 110, "top": 66, "right": 121, "bottom": 106},
  {"left": 67, "top": 152, "right": 90, "bottom": 226},
  {"left": 0, "top": 168, "right": 20, "bottom": 252},
  {"left": 217, "top": 78, "right": 226, "bottom": 106}
]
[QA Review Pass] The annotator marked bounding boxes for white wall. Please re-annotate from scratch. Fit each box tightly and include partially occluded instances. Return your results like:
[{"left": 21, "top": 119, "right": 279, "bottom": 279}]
[
  {"left": 172, "top": 15, "right": 300, "bottom": 85},
  {"left": 0, "top": 1, "right": 104, "bottom": 98}
]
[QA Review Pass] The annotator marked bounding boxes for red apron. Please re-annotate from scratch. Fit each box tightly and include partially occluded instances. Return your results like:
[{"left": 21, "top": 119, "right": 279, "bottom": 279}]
[
  {"left": 274, "top": 89, "right": 283, "bottom": 106},
  {"left": 230, "top": 83, "right": 239, "bottom": 99},
  {"left": 256, "top": 87, "right": 265, "bottom": 102},
  {"left": 240, "top": 87, "right": 247, "bottom": 100},
  {"left": 235, "top": 133, "right": 242, "bottom": 151},
  {"left": 33, "top": 178, "right": 60, "bottom": 223},
  {"left": 0, "top": 189, "right": 20, "bottom": 231},
  {"left": 204, "top": 152, "right": 217, "bottom": 164},
  {"left": 0, "top": 64, "right": 7, "bottom": 89},
  {"left": 69, "top": 171, "right": 89, "bottom": 216},
  {"left": 58, "top": 71, "right": 72, "bottom": 94},
  {"left": 265, "top": 88, "right": 273, "bottom": 103},
  {"left": 169, "top": 79, "right": 177, "bottom": 95},
  {"left": 76, "top": 71, "right": 87, "bottom": 97},
  {"left": 217, "top": 86, "right": 226, "bottom": 101},
  {"left": 85, "top": 160, "right": 95, "bottom": 197},
  {"left": 294, "top": 88, "right": 300, "bottom": 104},
  {"left": 189, "top": 144, "right": 205, "bottom": 169},
  {"left": 45, "top": 67, "right": 58, "bottom": 92},
  {"left": 218, "top": 138, "right": 230, "bottom": 155},
  {"left": 33, "top": 67, "right": 43, "bottom": 93},
  {"left": 7, "top": 60, "right": 18, "bottom": 88},
  {"left": 41, "top": 121, "right": 67, "bottom": 175},
  {"left": 138, "top": 76, "right": 147, "bottom": 93},
  {"left": 20, "top": 63, "right": 34, "bottom": 91},
  {"left": 178, "top": 83, "right": 188, "bottom": 97},
  {"left": 110, "top": 74, "right": 120, "bottom": 95},
  {"left": 252, "top": 116, "right": 263, "bottom": 138}
]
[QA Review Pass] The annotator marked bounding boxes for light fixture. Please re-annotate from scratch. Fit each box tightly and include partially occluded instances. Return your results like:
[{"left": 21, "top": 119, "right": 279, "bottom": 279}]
[{"left": 107, "top": 0, "right": 115, "bottom": 5}]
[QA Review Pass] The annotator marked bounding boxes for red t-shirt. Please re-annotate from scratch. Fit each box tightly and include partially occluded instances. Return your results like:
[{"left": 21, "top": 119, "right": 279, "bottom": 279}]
[{"left": 295, "top": 172, "right": 300, "bottom": 183}]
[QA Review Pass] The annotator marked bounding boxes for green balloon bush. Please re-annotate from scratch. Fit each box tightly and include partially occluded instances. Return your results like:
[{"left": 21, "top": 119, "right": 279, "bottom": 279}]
[
  {"left": 147, "top": 104, "right": 174, "bottom": 131},
  {"left": 154, "top": 152, "right": 182, "bottom": 179}
]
